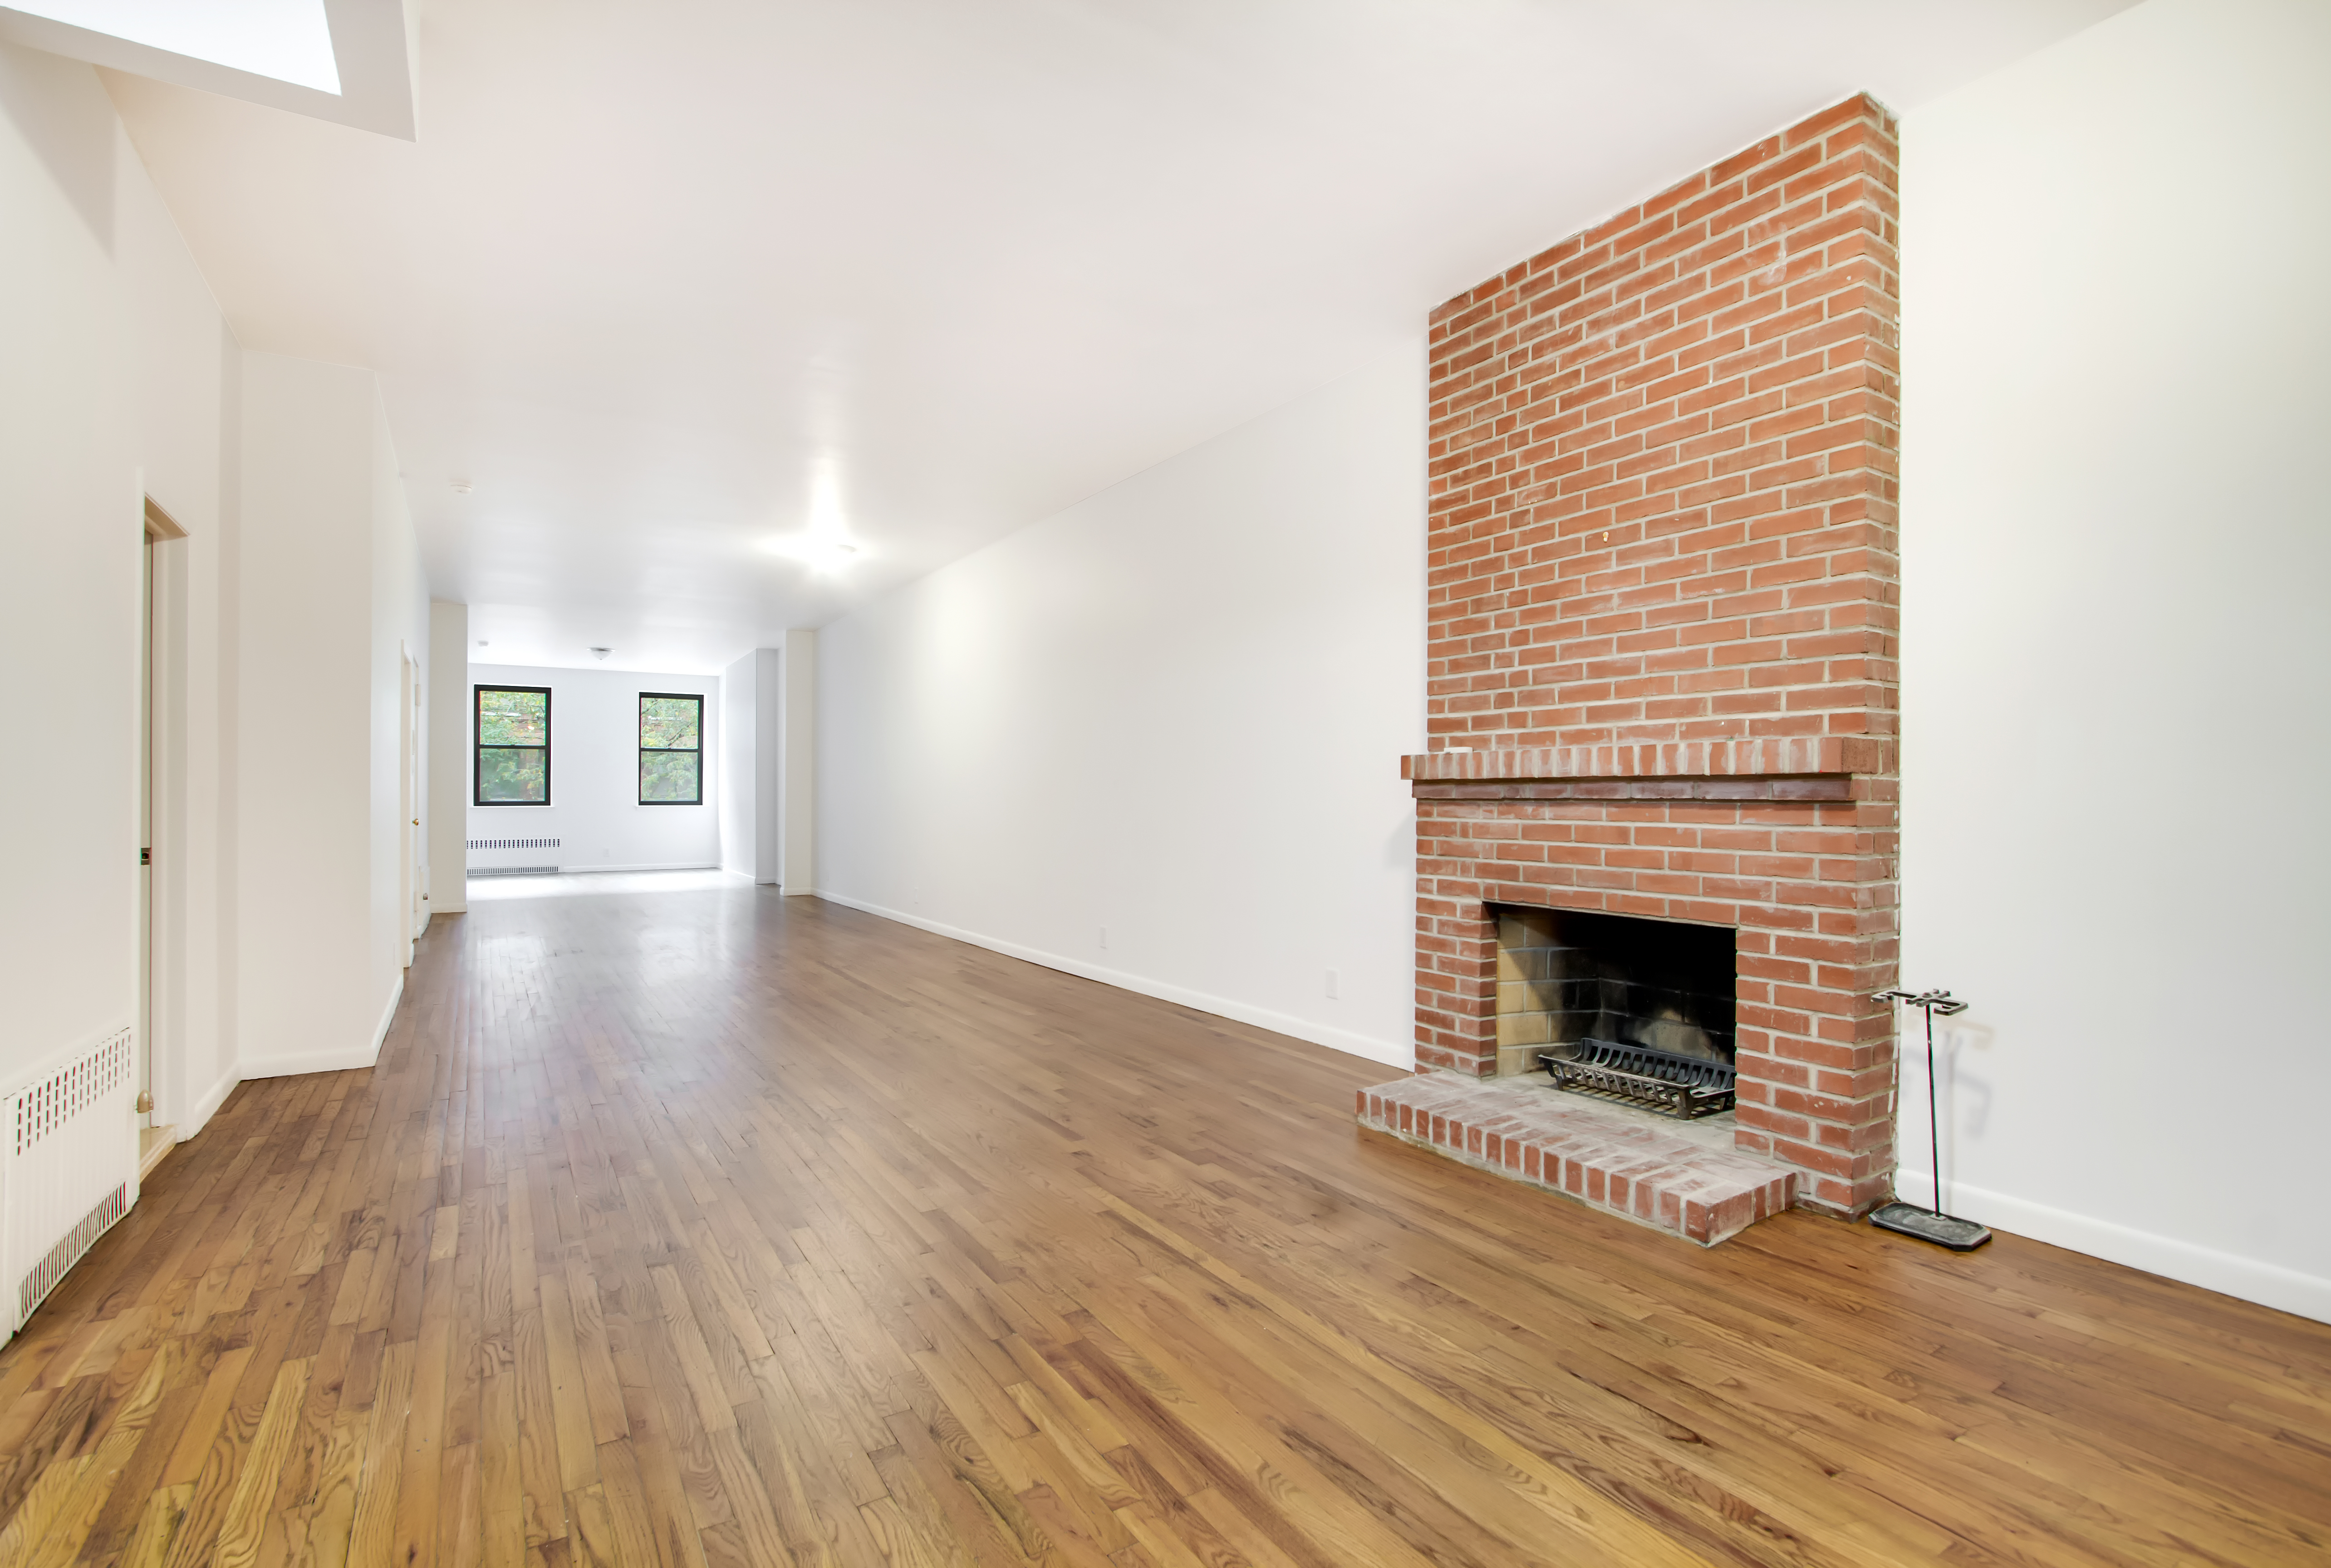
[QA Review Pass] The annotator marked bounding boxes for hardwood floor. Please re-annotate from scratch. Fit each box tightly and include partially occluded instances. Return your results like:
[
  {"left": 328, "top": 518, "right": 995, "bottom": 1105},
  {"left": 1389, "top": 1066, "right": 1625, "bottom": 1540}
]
[{"left": 3, "top": 887, "right": 2325, "bottom": 1568}]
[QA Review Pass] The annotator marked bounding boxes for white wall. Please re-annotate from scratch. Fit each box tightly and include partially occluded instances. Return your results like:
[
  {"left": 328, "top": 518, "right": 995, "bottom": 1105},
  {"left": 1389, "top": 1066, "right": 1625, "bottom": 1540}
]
[
  {"left": 370, "top": 394, "right": 429, "bottom": 984},
  {"left": 428, "top": 602, "right": 470, "bottom": 912},
  {"left": 780, "top": 630, "right": 816, "bottom": 894},
  {"left": 1901, "top": 0, "right": 2331, "bottom": 1321},
  {"left": 118, "top": 93, "right": 239, "bottom": 1137},
  {"left": 466, "top": 664, "right": 719, "bottom": 872},
  {"left": 195, "top": 336, "right": 243, "bottom": 1133},
  {"left": 0, "top": 39, "right": 140, "bottom": 1089},
  {"left": 720, "top": 647, "right": 781, "bottom": 883},
  {"left": 236, "top": 355, "right": 427, "bottom": 1078},
  {"left": 0, "top": 41, "right": 239, "bottom": 1128},
  {"left": 0, "top": 44, "right": 433, "bottom": 1118},
  {"left": 816, "top": 347, "right": 1426, "bottom": 1068}
]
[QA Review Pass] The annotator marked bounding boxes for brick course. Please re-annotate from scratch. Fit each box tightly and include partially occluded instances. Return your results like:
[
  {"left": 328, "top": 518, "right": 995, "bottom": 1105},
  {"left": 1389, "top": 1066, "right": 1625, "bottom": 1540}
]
[{"left": 1411, "top": 95, "right": 1901, "bottom": 1215}]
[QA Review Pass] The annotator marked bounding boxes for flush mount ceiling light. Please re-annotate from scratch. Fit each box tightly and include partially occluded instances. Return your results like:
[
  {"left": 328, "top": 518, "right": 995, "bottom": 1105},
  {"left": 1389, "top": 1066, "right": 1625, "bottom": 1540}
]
[
  {"left": 761, "top": 532, "right": 865, "bottom": 574},
  {"left": 0, "top": 0, "right": 418, "bottom": 138},
  {"left": 450, "top": 478, "right": 474, "bottom": 495},
  {"left": 589, "top": 647, "right": 611, "bottom": 660},
  {"left": 761, "top": 465, "right": 868, "bottom": 575}
]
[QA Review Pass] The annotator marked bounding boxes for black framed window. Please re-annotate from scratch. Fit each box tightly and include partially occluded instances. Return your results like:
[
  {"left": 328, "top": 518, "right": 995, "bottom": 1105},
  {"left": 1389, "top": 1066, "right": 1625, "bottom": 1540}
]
[
  {"left": 475, "top": 685, "right": 551, "bottom": 804},
  {"left": 639, "top": 692, "right": 702, "bottom": 804}
]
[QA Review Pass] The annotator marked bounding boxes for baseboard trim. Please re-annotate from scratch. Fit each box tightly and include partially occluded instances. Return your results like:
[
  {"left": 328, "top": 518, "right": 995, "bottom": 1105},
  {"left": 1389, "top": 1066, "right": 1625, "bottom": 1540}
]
[
  {"left": 372, "top": 973, "right": 402, "bottom": 1054},
  {"left": 812, "top": 890, "right": 1413, "bottom": 1072},
  {"left": 238, "top": 1043, "right": 389, "bottom": 1079},
  {"left": 1894, "top": 1170, "right": 2331, "bottom": 1325},
  {"left": 180, "top": 1068, "right": 240, "bottom": 1138},
  {"left": 240, "top": 975, "right": 402, "bottom": 1082}
]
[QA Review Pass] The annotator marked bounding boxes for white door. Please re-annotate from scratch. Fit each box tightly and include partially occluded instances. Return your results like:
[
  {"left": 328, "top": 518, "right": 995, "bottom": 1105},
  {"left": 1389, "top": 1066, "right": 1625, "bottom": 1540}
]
[
  {"left": 409, "top": 652, "right": 426, "bottom": 943},
  {"left": 399, "top": 649, "right": 417, "bottom": 967}
]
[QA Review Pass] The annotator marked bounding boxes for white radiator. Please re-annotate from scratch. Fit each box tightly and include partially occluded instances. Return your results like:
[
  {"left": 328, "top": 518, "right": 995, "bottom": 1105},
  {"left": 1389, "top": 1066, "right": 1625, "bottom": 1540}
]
[
  {"left": 468, "top": 835, "right": 563, "bottom": 876},
  {"left": 0, "top": 1025, "right": 139, "bottom": 1338}
]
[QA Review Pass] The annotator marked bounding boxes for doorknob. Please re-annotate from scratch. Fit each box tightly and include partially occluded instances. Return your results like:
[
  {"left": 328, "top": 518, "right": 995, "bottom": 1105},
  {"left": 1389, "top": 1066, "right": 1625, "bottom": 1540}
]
[{"left": 412, "top": 818, "right": 420, "bottom": 825}]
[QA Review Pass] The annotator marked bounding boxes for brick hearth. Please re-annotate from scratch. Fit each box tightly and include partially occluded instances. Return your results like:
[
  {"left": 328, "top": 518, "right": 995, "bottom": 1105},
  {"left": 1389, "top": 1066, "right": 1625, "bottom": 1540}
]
[
  {"left": 1359, "top": 1076, "right": 1795, "bottom": 1246},
  {"left": 1396, "top": 93, "right": 1903, "bottom": 1216}
]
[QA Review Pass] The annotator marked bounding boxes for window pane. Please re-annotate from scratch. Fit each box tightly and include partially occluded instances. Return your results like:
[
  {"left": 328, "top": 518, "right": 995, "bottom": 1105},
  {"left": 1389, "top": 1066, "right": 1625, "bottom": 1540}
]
[
  {"left": 640, "top": 750, "right": 700, "bottom": 803},
  {"left": 479, "top": 689, "right": 547, "bottom": 746},
  {"left": 479, "top": 747, "right": 547, "bottom": 802},
  {"left": 639, "top": 695, "right": 699, "bottom": 750}
]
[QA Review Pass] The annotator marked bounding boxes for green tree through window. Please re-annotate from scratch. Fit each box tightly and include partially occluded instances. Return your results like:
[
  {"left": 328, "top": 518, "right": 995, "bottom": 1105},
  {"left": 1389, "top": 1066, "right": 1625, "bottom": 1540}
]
[
  {"left": 476, "top": 686, "right": 550, "bottom": 804},
  {"left": 639, "top": 693, "right": 701, "bottom": 804}
]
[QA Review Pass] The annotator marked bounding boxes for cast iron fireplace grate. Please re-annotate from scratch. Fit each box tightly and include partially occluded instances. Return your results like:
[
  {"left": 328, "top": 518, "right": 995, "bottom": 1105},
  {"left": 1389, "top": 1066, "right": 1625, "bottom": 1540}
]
[{"left": 1539, "top": 1039, "right": 1737, "bottom": 1119}]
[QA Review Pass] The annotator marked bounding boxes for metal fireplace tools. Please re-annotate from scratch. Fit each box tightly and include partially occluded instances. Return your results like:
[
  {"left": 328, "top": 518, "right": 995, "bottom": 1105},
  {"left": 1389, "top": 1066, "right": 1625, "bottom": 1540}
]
[{"left": 1870, "top": 988, "right": 1992, "bottom": 1251}]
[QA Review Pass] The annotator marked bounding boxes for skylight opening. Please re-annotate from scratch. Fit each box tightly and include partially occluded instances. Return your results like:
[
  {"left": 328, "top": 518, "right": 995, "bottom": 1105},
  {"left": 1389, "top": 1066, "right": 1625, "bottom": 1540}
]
[{"left": 16, "top": 0, "right": 341, "bottom": 93}]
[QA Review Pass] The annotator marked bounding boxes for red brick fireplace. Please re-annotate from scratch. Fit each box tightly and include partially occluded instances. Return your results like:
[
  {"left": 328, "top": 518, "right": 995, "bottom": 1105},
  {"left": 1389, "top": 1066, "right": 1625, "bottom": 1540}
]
[{"left": 1401, "top": 94, "right": 1901, "bottom": 1216}]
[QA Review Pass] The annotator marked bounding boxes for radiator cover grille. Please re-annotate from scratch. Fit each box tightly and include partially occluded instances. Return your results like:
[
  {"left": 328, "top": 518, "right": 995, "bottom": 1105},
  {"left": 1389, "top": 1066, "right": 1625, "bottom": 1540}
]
[
  {"left": 2, "top": 1024, "right": 140, "bottom": 1341},
  {"left": 16, "top": 1033, "right": 132, "bottom": 1155},
  {"left": 469, "top": 837, "right": 560, "bottom": 850},
  {"left": 20, "top": 1184, "right": 125, "bottom": 1322}
]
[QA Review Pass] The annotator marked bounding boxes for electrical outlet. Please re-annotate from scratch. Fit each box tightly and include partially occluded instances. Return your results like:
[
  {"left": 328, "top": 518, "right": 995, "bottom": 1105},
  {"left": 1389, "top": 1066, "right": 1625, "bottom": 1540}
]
[{"left": 1325, "top": 968, "right": 1339, "bottom": 1000}]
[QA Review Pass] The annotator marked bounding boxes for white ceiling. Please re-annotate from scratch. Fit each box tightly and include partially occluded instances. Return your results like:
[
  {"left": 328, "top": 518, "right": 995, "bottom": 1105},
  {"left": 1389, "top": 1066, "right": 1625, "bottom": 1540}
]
[{"left": 101, "top": 0, "right": 2130, "bottom": 674}]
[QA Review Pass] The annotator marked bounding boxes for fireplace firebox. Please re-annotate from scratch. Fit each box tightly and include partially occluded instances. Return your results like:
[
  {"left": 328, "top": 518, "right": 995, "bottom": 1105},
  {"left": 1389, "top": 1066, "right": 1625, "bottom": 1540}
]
[
  {"left": 1494, "top": 906, "right": 1735, "bottom": 1067},
  {"left": 1495, "top": 906, "right": 1739, "bottom": 1117}
]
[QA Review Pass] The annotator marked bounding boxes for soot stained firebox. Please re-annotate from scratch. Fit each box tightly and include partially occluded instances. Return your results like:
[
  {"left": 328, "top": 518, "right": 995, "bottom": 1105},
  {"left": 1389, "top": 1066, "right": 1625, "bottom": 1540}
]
[{"left": 1494, "top": 906, "right": 1738, "bottom": 1117}]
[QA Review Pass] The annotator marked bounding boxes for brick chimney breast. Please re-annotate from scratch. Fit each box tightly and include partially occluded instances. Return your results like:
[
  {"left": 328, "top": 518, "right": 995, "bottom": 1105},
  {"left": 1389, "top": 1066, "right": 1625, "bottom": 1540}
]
[{"left": 1408, "top": 94, "right": 1902, "bottom": 1216}]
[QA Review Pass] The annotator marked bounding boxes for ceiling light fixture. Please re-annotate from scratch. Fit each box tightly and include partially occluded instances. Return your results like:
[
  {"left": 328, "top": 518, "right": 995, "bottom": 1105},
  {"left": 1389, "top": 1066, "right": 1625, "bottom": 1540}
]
[
  {"left": 761, "top": 463, "right": 869, "bottom": 574},
  {"left": 762, "top": 533, "right": 865, "bottom": 573},
  {"left": 450, "top": 479, "right": 473, "bottom": 495},
  {"left": 589, "top": 647, "right": 611, "bottom": 660}
]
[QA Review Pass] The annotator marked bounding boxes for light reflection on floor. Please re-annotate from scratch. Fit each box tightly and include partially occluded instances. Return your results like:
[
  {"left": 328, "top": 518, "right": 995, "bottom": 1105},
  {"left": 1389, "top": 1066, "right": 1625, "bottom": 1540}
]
[{"left": 464, "top": 867, "right": 752, "bottom": 901}]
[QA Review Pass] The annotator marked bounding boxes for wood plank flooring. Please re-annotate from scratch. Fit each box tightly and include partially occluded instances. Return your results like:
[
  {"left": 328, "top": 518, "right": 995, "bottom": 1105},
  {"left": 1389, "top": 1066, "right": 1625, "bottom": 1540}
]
[{"left": 3, "top": 886, "right": 2326, "bottom": 1568}]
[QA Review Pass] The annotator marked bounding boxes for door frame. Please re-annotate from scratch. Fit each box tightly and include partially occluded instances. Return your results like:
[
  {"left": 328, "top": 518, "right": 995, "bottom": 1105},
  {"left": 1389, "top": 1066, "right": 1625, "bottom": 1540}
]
[{"left": 140, "top": 496, "right": 186, "bottom": 1132}]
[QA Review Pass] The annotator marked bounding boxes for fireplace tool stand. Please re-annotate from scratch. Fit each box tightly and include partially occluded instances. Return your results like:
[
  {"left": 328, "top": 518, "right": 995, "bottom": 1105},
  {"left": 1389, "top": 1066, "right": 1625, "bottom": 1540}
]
[{"left": 1869, "top": 988, "right": 1992, "bottom": 1251}]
